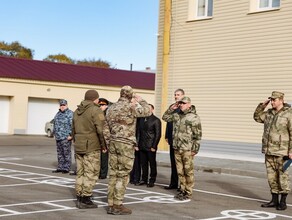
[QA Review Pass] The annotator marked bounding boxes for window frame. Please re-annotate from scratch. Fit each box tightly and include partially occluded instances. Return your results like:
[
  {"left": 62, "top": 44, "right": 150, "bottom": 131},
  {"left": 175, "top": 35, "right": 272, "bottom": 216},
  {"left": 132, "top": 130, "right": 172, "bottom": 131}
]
[
  {"left": 188, "top": 0, "right": 213, "bottom": 21},
  {"left": 249, "top": 0, "right": 280, "bottom": 13}
]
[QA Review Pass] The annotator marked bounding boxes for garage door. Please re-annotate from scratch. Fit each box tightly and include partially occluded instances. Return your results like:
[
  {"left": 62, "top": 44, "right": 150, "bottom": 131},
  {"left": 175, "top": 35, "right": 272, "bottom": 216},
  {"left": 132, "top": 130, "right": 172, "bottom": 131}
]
[
  {"left": 27, "top": 98, "right": 59, "bottom": 135},
  {"left": 0, "top": 96, "right": 10, "bottom": 134}
]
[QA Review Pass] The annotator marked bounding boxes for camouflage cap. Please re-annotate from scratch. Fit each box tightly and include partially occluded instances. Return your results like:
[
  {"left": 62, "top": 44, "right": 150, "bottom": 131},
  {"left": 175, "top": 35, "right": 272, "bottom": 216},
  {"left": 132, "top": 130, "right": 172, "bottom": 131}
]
[
  {"left": 179, "top": 96, "right": 191, "bottom": 104},
  {"left": 59, "top": 99, "right": 67, "bottom": 105},
  {"left": 120, "top": 85, "right": 133, "bottom": 100},
  {"left": 269, "top": 91, "right": 284, "bottom": 99}
]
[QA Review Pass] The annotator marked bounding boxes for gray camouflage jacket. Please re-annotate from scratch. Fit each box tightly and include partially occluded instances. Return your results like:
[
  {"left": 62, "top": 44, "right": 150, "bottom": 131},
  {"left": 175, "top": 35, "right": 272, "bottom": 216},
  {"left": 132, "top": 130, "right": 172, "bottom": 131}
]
[
  {"left": 162, "top": 105, "right": 202, "bottom": 153},
  {"left": 254, "top": 103, "right": 292, "bottom": 156},
  {"left": 104, "top": 97, "right": 151, "bottom": 146}
]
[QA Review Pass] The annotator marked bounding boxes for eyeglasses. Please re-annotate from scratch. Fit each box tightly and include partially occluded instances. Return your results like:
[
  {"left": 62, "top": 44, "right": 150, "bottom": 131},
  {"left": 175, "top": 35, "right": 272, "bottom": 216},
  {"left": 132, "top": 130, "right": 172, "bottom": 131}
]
[{"left": 60, "top": 104, "right": 66, "bottom": 106}]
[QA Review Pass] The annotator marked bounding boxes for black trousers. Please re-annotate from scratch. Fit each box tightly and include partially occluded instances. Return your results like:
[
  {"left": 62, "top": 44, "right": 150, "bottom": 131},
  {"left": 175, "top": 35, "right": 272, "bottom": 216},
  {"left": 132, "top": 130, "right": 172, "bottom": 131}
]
[
  {"left": 169, "top": 145, "right": 178, "bottom": 187},
  {"left": 130, "top": 150, "right": 141, "bottom": 183},
  {"left": 99, "top": 151, "right": 108, "bottom": 178},
  {"left": 140, "top": 150, "right": 157, "bottom": 183}
]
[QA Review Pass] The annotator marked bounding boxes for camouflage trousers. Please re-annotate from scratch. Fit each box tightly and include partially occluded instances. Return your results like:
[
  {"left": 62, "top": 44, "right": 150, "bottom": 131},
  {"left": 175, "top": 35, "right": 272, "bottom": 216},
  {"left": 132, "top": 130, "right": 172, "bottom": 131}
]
[
  {"left": 108, "top": 140, "right": 134, "bottom": 206},
  {"left": 75, "top": 151, "right": 100, "bottom": 197},
  {"left": 56, "top": 139, "right": 72, "bottom": 171},
  {"left": 265, "top": 155, "right": 290, "bottom": 194},
  {"left": 174, "top": 150, "right": 194, "bottom": 197}
]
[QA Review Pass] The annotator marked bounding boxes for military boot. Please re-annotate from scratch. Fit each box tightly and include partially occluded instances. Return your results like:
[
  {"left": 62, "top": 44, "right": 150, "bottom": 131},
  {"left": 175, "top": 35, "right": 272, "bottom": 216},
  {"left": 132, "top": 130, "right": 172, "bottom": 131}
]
[
  {"left": 112, "top": 204, "right": 132, "bottom": 215},
  {"left": 261, "top": 193, "right": 279, "bottom": 208},
  {"left": 79, "top": 196, "right": 98, "bottom": 209},
  {"left": 76, "top": 195, "right": 82, "bottom": 208},
  {"left": 107, "top": 206, "right": 114, "bottom": 214},
  {"left": 277, "top": 193, "right": 288, "bottom": 210}
]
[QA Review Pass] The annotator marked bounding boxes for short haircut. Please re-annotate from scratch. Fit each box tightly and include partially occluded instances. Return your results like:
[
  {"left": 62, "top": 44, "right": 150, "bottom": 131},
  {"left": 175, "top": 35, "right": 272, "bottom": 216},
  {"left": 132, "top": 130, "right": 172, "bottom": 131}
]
[
  {"left": 174, "top": 88, "right": 185, "bottom": 95},
  {"left": 149, "top": 104, "right": 154, "bottom": 110}
]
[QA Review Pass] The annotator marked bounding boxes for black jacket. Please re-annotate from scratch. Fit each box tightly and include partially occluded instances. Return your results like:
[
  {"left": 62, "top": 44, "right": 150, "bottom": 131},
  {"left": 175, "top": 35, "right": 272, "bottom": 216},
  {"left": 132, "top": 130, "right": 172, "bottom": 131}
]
[{"left": 137, "top": 114, "right": 161, "bottom": 151}]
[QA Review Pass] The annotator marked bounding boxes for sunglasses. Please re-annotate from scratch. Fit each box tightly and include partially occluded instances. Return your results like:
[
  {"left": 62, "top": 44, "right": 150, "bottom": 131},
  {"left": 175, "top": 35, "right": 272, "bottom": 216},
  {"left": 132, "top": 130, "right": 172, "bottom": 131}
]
[{"left": 60, "top": 104, "right": 66, "bottom": 106}]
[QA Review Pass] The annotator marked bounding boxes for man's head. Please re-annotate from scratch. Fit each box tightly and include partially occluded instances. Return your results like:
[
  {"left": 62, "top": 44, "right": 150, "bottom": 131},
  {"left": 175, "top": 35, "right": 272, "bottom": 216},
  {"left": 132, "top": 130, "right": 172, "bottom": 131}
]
[
  {"left": 178, "top": 96, "right": 191, "bottom": 111},
  {"left": 120, "top": 85, "right": 133, "bottom": 100},
  {"left": 98, "top": 98, "right": 109, "bottom": 112},
  {"left": 149, "top": 104, "right": 154, "bottom": 114},
  {"left": 84, "top": 90, "right": 99, "bottom": 104},
  {"left": 174, "top": 88, "right": 185, "bottom": 102},
  {"left": 59, "top": 99, "right": 68, "bottom": 112},
  {"left": 269, "top": 91, "right": 284, "bottom": 110}
]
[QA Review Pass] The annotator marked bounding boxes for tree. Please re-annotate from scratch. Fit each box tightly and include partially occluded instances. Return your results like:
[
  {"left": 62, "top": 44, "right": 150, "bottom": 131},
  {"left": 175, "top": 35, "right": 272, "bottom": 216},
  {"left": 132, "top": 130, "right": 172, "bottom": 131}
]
[
  {"left": 0, "top": 41, "right": 34, "bottom": 59},
  {"left": 43, "top": 54, "right": 74, "bottom": 64},
  {"left": 76, "top": 58, "right": 111, "bottom": 68}
]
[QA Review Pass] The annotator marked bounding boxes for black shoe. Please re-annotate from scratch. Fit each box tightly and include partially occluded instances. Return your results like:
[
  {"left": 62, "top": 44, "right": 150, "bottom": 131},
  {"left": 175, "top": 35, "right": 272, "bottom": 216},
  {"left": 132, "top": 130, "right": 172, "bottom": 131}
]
[
  {"left": 147, "top": 182, "right": 155, "bottom": 187},
  {"left": 138, "top": 181, "right": 147, "bottom": 186},
  {"left": 99, "top": 176, "right": 107, "bottom": 179},
  {"left": 52, "top": 169, "right": 62, "bottom": 173},
  {"left": 164, "top": 185, "right": 178, "bottom": 190},
  {"left": 62, "top": 170, "right": 69, "bottom": 174}
]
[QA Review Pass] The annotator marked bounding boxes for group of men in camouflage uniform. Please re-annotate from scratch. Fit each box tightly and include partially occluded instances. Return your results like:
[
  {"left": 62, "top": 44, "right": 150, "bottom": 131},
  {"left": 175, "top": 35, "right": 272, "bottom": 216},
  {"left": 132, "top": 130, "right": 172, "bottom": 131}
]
[{"left": 54, "top": 87, "right": 291, "bottom": 214}]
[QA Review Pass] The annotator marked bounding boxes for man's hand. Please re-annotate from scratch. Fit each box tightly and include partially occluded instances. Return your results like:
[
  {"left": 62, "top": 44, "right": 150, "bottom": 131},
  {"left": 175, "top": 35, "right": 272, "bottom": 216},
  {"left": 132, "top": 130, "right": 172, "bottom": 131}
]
[
  {"left": 102, "top": 147, "right": 107, "bottom": 153},
  {"left": 289, "top": 153, "right": 292, "bottom": 160},
  {"left": 191, "top": 151, "right": 196, "bottom": 157},
  {"left": 150, "top": 147, "right": 156, "bottom": 152},
  {"left": 263, "top": 99, "right": 270, "bottom": 106},
  {"left": 134, "top": 146, "right": 139, "bottom": 151},
  {"left": 67, "top": 136, "right": 72, "bottom": 141},
  {"left": 170, "top": 102, "right": 180, "bottom": 110}
]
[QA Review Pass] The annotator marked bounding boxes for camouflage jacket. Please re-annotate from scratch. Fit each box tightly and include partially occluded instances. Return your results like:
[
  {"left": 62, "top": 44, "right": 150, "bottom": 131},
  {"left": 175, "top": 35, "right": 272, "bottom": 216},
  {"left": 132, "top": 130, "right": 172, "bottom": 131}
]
[
  {"left": 162, "top": 105, "right": 202, "bottom": 153},
  {"left": 72, "top": 100, "right": 106, "bottom": 154},
  {"left": 53, "top": 108, "right": 73, "bottom": 141},
  {"left": 254, "top": 103, "right": 292, "bottom": 156},
  {"left": 103, "top": 97, "right": 151, "bottom": 146}
]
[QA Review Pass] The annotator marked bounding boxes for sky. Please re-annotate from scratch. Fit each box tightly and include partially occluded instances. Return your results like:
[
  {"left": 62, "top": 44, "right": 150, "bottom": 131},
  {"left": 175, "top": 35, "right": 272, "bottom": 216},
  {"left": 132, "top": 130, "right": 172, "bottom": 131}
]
[{"left": 1, "top": 0, "right": 159, "bottom": 71}]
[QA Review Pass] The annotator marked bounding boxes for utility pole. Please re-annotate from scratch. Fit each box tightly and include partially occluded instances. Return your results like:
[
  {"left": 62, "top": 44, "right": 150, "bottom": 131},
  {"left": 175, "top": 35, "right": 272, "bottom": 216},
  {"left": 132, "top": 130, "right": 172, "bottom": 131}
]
[{"left": 160, "top": 0, "right": 171, "bottom": 150}]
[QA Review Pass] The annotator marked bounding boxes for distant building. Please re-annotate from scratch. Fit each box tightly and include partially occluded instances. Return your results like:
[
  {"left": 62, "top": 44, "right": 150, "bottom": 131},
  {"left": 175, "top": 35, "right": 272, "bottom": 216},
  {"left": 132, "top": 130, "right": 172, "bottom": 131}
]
[
  {"left": 156, "top": 0, "right": 292, "bottom": 149},
  {"left": 0, "top": 56, "right": 155, "bottom": 135}
]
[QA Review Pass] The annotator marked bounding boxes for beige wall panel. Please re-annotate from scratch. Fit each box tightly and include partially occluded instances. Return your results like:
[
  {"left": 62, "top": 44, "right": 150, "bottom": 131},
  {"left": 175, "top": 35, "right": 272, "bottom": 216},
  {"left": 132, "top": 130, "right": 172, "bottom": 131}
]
[{"left": 157, "top": 0, "right": 292, "bottom": 144}]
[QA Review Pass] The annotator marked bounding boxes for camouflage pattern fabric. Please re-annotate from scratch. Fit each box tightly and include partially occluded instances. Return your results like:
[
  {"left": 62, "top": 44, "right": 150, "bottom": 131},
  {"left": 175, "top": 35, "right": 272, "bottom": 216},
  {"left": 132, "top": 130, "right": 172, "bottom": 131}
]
[
  {"left": 254, "top": 103, "right": 292, "bottom": 156},
  {"left": 104, "top": 99, "right": 151, "bottom": 146},
  {"left": 175, "top": 150, "right": 194, "bottom": 197},
  {"left": 107, "top": 141, "right": 134, "bottom": 206},
  {"left": 265, "top": 155, "right": 290, "bottom": 194},
  {"left": 56, "top": 139, "right": 72, "bottom": 171},
  {"left": 53, "top": 108, "right": 73, "bottom": 141},
  {"left": 75, "top": 151, "right": 100, "bottom": 197},
  {"left": 104, "top": 86, "right": 151, "bottom": 206},
  {"left": 162, "top": 105, "right": 202, "bottom": 153}
]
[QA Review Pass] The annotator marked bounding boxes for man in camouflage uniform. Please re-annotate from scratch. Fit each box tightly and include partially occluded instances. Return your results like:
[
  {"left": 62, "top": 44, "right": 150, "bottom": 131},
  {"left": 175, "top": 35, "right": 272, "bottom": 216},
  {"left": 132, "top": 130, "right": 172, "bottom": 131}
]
[
  {"left": 254, "top": 91, "right": 292, "bottom": 211},
  {"left": 104, "top": 85, "right": 151, "bottom": 215},
  {"left": 72, "top": 90, "right": 107, "bottom": 209},
  {"left": 52, "top": 99, "right": 73, "bottom": 174},
  {"left": 162, "top": 96, "right": 202, "bottom": 200}
]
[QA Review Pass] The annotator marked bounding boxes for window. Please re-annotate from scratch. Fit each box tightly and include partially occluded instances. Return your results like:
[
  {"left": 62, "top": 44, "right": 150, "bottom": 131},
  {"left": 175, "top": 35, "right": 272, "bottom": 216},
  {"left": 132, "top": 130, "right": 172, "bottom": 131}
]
[
  {"left": 259, "top": 0, "right": 280, "bottom": 9},
  {"left": 188, "top": 0, "right": 213, "bottom": 21},
  {"left": 250, "top": 0, "right": 280, "bottom": 13}
]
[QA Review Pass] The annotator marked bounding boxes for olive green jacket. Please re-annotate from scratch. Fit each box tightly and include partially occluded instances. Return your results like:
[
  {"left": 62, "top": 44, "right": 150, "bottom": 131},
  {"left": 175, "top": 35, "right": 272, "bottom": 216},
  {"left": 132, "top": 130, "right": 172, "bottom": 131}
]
[{"left": 72, "top": 100, "right": 106, "bottom": 154}]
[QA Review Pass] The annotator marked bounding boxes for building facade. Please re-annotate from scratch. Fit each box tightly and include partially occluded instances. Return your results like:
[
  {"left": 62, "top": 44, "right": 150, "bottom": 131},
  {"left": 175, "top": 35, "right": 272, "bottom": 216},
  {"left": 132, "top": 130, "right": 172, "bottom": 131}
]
[
  {"left": 0, "top": 56, "right": 155, "bottom": 135},
  {"left": 156, "top": 0, "right": 292, "bottom": 149}
]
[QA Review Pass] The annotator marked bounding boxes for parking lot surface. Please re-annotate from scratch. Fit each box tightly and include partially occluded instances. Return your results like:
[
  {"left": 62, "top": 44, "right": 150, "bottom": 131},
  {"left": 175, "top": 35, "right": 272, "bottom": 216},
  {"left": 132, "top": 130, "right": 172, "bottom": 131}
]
[{"left": 0, "top": 135, "right": 291, "bottom": 220}]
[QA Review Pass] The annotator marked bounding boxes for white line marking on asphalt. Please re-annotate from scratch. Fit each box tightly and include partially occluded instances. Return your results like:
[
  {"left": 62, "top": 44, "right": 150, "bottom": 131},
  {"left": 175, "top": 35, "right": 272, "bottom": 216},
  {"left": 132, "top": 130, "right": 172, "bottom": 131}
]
[{"left": 0, "top": 182, "right": 41, "bottom": 187}]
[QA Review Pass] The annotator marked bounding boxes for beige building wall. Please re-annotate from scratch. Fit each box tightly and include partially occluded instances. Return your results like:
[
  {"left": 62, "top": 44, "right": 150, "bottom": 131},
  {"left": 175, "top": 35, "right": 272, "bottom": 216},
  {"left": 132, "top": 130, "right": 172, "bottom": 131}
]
[
  {"left": 156, "top": 0, "right": 292, "bottom": 145},
  {"left": 0, "top": 78, "right": 154, "bottom": 134}
]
